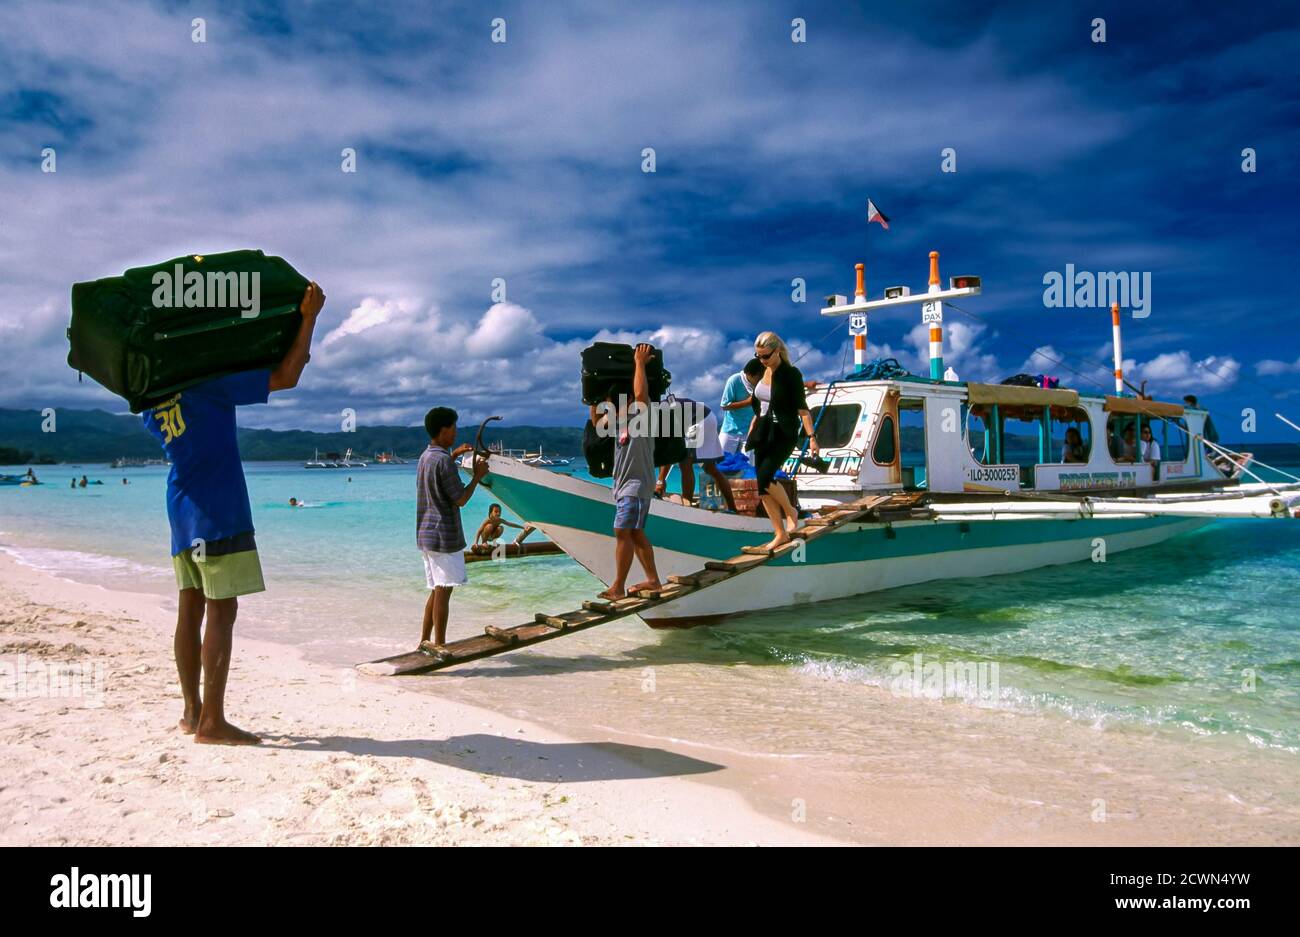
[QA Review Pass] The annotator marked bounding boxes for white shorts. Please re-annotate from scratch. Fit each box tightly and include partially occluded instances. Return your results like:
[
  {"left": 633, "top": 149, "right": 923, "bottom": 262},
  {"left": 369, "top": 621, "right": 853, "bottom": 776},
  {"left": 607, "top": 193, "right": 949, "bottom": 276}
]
[
  {"left": 686, "top": 411, "right": 724, "bottom": 461},
  {"left": 719, "top": 431, "right": 746, "bottom": 454},
  {"left": 422, "top": 549, "right": 467, "bottom": 588}
]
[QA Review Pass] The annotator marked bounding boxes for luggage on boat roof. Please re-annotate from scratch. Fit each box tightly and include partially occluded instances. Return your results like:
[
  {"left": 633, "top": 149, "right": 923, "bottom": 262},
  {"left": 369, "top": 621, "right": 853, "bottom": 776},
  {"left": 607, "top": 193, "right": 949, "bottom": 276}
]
[{"left": 67, "top": 249, "right": 310, "bottom": 413}]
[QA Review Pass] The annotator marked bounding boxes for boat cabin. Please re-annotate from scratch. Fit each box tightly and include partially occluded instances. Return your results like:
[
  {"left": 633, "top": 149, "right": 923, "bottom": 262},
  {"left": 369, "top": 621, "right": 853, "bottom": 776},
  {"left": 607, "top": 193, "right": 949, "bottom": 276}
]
[{"left": 784, "top": 378, "right": 1226, "bottom": 498}]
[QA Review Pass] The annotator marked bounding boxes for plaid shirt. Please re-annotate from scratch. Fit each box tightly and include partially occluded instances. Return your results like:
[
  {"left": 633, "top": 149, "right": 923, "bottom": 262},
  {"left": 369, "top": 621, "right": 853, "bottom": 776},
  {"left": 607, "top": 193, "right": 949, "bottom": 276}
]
[{"left": 416, "top": 444, "right": 467, "bottom": 553}]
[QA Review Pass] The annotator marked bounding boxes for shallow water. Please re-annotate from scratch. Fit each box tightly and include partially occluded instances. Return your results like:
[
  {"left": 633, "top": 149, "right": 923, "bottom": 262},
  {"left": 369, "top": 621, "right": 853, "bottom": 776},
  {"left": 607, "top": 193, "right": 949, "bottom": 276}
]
[{"left": 4, "top": 457, "right": 1300, "bottom": 840}]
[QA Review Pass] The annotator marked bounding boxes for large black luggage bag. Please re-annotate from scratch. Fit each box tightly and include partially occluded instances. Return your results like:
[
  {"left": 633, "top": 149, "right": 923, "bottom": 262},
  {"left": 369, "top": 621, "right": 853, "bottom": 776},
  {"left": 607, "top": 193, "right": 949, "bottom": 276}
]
[
  {"left": 580, "top": 341, "right": 671, "bottom": 404},
  {"left": 67, "top": 249, "right": 309, "bottom": 413}
]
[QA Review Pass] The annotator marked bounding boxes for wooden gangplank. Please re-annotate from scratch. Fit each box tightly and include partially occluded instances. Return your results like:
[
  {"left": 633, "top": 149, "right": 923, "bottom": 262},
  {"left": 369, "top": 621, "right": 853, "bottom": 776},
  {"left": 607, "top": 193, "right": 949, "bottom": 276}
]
[{"left": 357, "top": 492, "right": 928, "bottom": 676}]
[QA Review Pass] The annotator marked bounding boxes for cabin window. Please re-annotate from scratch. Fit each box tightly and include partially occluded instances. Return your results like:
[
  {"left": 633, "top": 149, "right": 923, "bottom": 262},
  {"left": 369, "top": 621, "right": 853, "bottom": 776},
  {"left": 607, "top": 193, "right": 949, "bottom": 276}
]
[
  {"left": 1047, "top": 407, "right": 1092, "bottom": 464},
  {"left": 996, "top": 407, "right": 1048, "bottom": 487},
  {"left": 802, "top": 404, "right": 862, "bottom": 450},
  {"left": 965, "top": 406, "right": 994, "bottom": 464},
  {"left": 872, "top": 414, "right": 897, "bottom": 464},
  {"left": 898, "top": 399, "right": 927, "bottom": 489}
]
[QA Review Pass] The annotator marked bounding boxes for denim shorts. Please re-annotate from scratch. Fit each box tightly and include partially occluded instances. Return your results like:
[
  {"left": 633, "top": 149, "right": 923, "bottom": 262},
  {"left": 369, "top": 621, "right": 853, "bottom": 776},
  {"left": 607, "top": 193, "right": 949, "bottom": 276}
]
[{"left": 613, "top": 496, "right": 652, "bottom": 530}]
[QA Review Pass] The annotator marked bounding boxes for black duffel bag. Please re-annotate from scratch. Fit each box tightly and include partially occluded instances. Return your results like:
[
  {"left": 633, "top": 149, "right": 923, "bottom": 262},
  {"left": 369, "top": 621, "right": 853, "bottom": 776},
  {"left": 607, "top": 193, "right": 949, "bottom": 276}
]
[
  {"left": 583, "top": 419, "right": 615, "bottom": 478},
  {"left": 67, "top": 249, "right": 309, "bottom": 412},
  {"left": 584, "top": 409, "right": 686, "bottom": 474}
]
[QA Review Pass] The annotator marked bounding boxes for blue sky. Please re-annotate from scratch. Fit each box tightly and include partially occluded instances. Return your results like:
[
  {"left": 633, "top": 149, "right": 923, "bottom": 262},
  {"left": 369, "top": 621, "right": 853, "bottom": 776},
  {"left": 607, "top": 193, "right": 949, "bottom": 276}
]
[{"left": 1, "top": 0, "right": 1298, "bottom": 439}]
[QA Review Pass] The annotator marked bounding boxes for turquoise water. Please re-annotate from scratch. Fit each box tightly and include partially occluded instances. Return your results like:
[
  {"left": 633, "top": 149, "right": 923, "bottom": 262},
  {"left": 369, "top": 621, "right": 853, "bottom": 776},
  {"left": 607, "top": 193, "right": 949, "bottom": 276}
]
[{"left": 3, "top": 458, "right": 1299, "bottom": 754}]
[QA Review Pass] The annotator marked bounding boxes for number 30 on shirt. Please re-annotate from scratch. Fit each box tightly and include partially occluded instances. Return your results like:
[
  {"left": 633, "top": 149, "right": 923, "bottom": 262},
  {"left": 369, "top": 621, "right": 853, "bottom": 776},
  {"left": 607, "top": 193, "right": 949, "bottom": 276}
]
[{"left": 154, "top": 401, "right": 187, "bottom": 443}]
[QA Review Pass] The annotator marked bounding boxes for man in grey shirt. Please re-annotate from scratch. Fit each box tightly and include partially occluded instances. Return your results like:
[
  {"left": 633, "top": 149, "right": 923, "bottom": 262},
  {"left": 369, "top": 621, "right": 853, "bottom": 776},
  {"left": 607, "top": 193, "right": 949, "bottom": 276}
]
[{"left": 593, "top": 343, "right": 661, "bottom": 599}]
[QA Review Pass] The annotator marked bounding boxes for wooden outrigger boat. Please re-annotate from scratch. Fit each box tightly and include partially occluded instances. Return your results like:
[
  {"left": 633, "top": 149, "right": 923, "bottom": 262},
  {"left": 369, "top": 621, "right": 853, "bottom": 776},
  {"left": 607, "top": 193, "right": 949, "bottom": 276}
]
[{"left": 360, "top": 247, "right": 1300, "bottom": 674}]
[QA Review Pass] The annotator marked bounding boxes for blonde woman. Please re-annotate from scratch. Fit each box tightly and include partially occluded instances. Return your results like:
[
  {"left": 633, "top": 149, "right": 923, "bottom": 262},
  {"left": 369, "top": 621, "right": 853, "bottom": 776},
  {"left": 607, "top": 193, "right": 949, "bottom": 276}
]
[{"left": 745, "top": 331, "right": 818, "bottom": 549}]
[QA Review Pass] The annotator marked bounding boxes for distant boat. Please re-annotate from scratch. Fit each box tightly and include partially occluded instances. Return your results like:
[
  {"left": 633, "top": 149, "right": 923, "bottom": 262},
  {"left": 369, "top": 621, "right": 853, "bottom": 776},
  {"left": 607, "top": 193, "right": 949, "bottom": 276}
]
[
  {"left": 521, "top": 446, "right": 571, "bottom": 467},
  {"left": 374, "top": 451, "right": 407, "bottom": 464},
  {"left": 335, "top": 448, "right": 368, "bottom": 468},
  {"left": 305, "top": 448, "right": 367, "bottom": 468},
  {"left": 111, "top": 456, "right": 168, "bottom": 468}
]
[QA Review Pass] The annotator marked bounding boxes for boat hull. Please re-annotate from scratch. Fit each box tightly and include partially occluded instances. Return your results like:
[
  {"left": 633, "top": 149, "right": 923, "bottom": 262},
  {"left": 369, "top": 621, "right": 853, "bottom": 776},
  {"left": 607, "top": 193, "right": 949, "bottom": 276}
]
[{"left": 476, "top": 458, "right": 1211, "bottom": 623}]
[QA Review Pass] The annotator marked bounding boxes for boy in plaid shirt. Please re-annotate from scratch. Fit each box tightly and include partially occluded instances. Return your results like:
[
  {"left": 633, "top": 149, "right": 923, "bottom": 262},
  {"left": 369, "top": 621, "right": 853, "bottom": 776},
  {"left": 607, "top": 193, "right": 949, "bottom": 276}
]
[{"left": 416, "top": 407, "right": 488, "bottom": 647}]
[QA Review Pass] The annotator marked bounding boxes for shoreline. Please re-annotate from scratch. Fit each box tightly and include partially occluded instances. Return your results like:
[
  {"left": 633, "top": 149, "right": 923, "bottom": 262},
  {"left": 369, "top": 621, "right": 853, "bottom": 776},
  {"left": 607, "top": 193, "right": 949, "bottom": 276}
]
[{"left": 3, "top": 534, "right": 1298, "bottom": 846}]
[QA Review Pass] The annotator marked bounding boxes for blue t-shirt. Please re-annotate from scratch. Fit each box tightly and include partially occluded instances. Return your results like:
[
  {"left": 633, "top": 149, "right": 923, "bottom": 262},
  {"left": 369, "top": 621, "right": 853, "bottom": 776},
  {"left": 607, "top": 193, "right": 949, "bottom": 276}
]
[
  {"left": 143, "top": 370, "right": 270, "bottom": 556},
  {"left": 719, "top": 373, "right": 751, "bottom": 436}
]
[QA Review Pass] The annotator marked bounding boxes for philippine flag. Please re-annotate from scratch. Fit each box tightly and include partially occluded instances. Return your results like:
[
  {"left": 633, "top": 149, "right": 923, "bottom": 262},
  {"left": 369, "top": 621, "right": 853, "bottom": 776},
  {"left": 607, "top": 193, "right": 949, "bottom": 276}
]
[{"left": 867, "top": 199, "right": 890, "bottom": 230}]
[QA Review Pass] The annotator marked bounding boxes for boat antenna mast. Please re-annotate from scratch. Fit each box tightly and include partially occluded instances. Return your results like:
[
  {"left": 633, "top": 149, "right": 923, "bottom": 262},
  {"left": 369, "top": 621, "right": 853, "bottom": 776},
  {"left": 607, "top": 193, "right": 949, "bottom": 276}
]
[{"left": 820, "top": 250, "right": 982, "bottom": 378}]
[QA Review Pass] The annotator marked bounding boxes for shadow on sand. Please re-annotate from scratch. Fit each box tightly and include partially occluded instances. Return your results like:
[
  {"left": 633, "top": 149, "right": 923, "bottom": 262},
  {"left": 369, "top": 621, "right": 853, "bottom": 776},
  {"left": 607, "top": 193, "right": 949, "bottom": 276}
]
[{"left": 266, "top": 732, "right": 724, "bottom": 783}]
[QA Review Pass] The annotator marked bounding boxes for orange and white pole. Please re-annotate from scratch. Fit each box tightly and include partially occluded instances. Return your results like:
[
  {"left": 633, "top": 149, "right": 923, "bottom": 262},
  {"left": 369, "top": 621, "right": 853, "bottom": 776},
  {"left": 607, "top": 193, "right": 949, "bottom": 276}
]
[
  {"left": 853, "top": 263, "right": 867, "bottom": 368},
  {"left": 927, "top": 251, "right": 943, "bottom": 380},
  {"left": 1111, "top": 301, "right": 1124, "bottom": 394}
]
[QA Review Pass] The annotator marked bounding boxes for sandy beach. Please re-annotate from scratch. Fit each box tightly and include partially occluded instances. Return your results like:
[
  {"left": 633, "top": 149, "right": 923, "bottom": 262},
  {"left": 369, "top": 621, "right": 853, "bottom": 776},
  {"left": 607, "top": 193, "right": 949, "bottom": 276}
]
[
  {"left": 0, "top": 553, "right": 840, "bottom": 846},
  {"left": 4, "top": 544, "right": 1298, "bottom": 847}
]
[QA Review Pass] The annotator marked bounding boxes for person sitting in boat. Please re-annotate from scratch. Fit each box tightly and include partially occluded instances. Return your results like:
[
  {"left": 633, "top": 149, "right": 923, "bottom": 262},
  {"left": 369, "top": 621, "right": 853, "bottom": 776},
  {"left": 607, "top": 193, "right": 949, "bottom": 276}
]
[
  {"left": 79, "top": 474, "right": 88, "bottom": 488},
  {"left": 1062, "top": 427, "right": 1087, "bottom": 463},
  {"left": 719, "top": 358, "right": 765, "bottom": 454},
  {"left": 24, "top": 467, "right": 38, "bottom": 484},
  {"left": 746, "top": 331, "right": 818, "bottom": 550},
  {"left": 593, "top": 343, "right": 662, "bottom": 599},
  {"left": 473, "top": 503, "right": 532, "bottom": 548},
  {"left": 654, "top": 395, "right": 739, "bottom": 512},
  {"left": 1138, "top": 424, "right": 1162, "bottom": 463}
]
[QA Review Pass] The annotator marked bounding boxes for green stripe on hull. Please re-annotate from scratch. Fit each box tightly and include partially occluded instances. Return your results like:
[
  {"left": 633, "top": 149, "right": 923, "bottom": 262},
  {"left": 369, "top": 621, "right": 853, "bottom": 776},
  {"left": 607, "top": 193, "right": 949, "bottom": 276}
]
[{"left": 485, "top": 472, "right": 1196, "bottom": 565}]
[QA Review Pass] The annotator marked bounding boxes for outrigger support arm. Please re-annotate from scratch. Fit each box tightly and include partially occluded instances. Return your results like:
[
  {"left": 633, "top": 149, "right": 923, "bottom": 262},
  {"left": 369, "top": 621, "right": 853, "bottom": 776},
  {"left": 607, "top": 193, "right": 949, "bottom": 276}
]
[{"left": 474, "top": 415, "right": 503, "bottom": 458}]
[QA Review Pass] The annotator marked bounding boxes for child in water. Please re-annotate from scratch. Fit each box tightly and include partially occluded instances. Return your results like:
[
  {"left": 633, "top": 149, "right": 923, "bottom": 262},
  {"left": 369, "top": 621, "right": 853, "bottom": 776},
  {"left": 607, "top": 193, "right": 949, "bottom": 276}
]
[{"left": 473, "top": 503, "right": 533, "bottom": 549}]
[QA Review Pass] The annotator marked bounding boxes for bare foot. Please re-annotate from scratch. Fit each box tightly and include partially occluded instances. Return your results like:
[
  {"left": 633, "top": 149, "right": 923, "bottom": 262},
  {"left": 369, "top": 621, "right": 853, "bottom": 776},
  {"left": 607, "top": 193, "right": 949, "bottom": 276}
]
[
  {"left": 784, "top": 515, "right": 802, "bottom": 533},
  {"left": 597, "top": 587, "right": 625, "bottom": 600},
  {"left": 628, "top": 579, "right": 662, "bottom": 596},
  {"left": 195, "top": 720, "right": 261, "bottom": 746},
  {"left": 763, "top": 535, "right": 791, "bottom": 551},
  {"left": 178, "top": 709, "right": 200, "bottom": 735}
]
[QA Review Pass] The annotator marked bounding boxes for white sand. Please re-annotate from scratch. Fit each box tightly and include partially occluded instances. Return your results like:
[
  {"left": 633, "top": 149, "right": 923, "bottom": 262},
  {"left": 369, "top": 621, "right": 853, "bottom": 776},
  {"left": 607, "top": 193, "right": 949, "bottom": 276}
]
[{"left": 0, "top": 554, "right": 838, "bottom": 846}]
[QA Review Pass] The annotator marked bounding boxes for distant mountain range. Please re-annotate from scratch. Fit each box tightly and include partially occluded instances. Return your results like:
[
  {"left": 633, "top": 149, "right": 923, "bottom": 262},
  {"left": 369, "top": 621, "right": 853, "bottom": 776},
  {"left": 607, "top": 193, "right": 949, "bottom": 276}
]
[
  {"left": 0, "top": 407, "right": 583, "bottom": 463},
  {"left": 1, "top": 406, "right": 1294, "bottom": 467}
]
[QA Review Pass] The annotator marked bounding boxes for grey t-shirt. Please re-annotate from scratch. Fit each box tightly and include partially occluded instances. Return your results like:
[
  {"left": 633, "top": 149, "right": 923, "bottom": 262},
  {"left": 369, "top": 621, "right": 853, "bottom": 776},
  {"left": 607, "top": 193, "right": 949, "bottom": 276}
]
[{"left": 612, "top": 416, "right": 656, "bottom": 500}]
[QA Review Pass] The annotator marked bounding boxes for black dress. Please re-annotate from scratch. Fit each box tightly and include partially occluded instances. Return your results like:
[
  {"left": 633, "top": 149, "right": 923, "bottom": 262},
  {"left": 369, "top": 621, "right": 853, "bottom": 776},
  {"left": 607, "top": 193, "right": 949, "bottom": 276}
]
[{"left": 746, "top": 360, "right": 808, "bottom": 495}]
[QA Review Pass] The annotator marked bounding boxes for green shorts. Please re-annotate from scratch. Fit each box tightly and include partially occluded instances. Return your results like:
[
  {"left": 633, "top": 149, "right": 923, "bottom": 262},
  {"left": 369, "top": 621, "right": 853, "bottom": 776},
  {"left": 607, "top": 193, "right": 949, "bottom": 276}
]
[{"left": 172, "top": 534, "right": 266, "bottom": 600}]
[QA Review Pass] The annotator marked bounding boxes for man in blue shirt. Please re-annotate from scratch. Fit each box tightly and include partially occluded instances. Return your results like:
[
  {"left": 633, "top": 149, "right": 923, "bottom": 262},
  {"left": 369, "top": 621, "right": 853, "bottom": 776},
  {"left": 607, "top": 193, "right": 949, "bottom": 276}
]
[
  {"left": 144, "top": 282, "right": 325, "bottom": 745},
  {"left": 416, "top": 407, "right": 489, "bottom": 649},
  {"left": 719, "top": 358, "right": 764, "bottom": 453}
]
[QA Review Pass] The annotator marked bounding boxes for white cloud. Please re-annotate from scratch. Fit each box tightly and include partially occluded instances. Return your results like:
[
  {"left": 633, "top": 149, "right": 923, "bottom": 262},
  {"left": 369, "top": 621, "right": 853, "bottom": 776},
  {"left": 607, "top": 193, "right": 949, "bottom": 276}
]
[
  {"left": 1129, "top": 351, "right": 1239, "bottom": 394},
  {"left": 465, "top": 303, "right": 544, "bottom": 358},
  {"left": 1256, "top": 357, "right": 1300, "bottom": 377}
]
